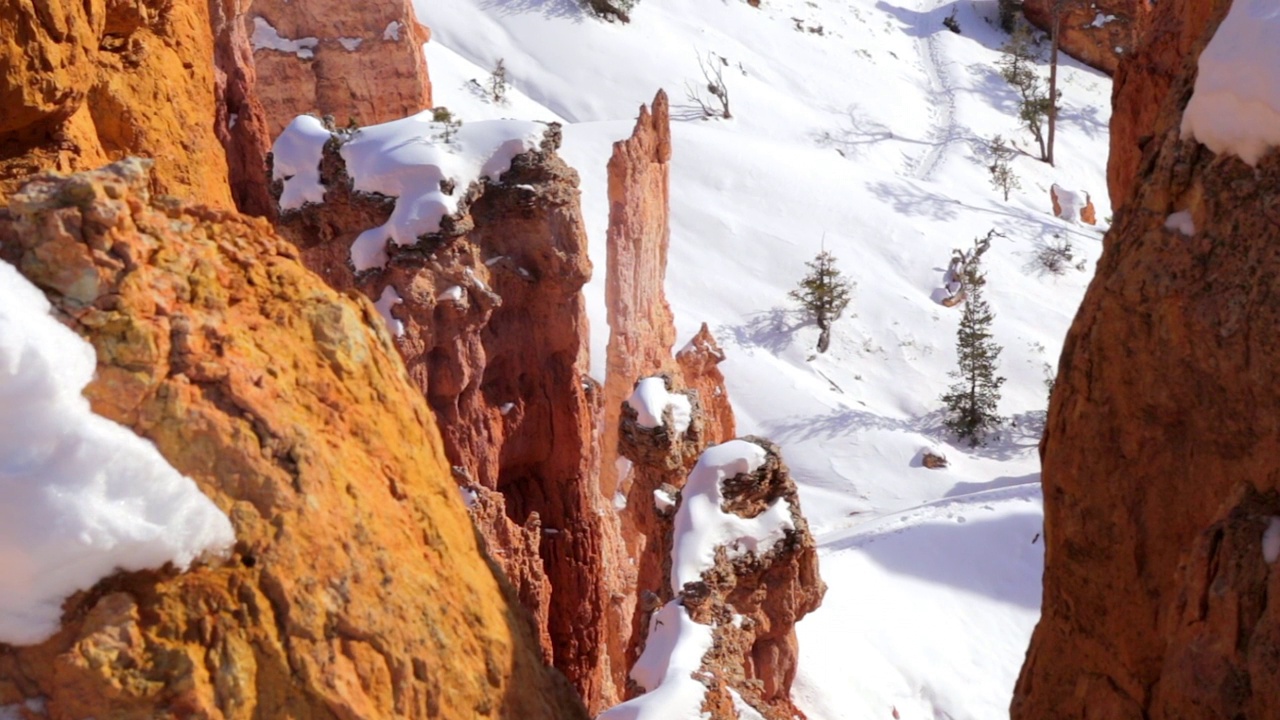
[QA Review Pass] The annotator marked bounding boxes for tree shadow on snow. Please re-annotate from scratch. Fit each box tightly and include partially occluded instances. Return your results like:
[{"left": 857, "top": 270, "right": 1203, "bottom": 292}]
[
  {"left": 721, "top": 306, "right": 804, "bottom": 355},
  {"left": 763, "top": 406, "right": 949, "bottom": 444},
  {"left": 478, "top": 0, "right": 586, "bottom": 21},
  {"left": 945, "top": 471, "right": 1040, "bottom": 499}
]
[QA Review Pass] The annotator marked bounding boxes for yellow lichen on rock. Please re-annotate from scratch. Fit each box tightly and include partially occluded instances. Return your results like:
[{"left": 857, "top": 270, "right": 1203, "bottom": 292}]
[{"left": 0, "top": 159, "right": 587, "bottom": 720}]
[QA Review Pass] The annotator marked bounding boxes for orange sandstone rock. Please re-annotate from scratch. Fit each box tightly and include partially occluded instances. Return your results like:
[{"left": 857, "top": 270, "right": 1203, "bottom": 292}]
[
  {"left": 1022, "top": 0, "right": 1150, "bottom": 75},
  {"left": 0, "top": 159, "right": 587, "bottom": 720}
]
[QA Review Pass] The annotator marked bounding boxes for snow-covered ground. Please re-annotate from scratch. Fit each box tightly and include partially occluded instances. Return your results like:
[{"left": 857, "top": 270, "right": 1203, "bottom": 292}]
[{"left": 418, "top": 0, "right": 1112, "bottom": 716}]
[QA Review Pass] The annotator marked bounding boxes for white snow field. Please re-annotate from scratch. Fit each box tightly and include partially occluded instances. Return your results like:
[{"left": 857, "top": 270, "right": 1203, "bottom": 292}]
[
  {"left": 416, "top": 0, "right": 1113, "bottom": 716},
  {"left": 0, "top": 261, "right": 235, "bottom": 646}
]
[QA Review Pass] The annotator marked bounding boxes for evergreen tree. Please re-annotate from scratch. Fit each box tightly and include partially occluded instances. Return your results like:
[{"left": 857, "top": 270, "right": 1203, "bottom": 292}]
[
  {"left": 790, "top": 249, "right": 854, "bottom": 354},
  {"left": 998, "top": 25, "right": 1054, "bottom": 162},
  {"left": 942, "top": 233, "right": 1005, "bottom": 445}
]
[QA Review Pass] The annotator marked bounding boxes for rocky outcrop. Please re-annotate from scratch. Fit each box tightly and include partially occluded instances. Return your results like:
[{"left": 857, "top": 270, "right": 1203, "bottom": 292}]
[
  {"left": 248, "top": 0, "right": 432, "bottom": 140},
  {"left": 1106, "top": 0, "right": 1221, "bottom": 209},
  {"left": 272, "top": 124, "right": 628, "bottom": 712},
  {"left": 1049, "top": 184, "right": 1097, "bottom": 225},
  {"left": 1023, "top": 0, "right": 1150, "bottom": 75},
  {"left": 0, "top": 0, "right": 233, "bottom": 207},
  {"left": 677, "top": 324, "right": 737, "bottom": 449},
  {"left": 211, "top": 0, "right": 275, "bottom": 217},
  {"left": 1012, "top": 1, "right": 1280, "bottom": 717},
  {"left": 0, "top": 160, "right": 587, "bottom": 719}
]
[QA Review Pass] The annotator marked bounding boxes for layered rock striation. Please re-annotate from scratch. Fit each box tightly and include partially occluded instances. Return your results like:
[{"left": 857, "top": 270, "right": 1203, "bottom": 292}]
[
  {"left": 0, "top": 159, "right": 587, "bottom": 720},
  {"left": 1013, "top": 1, "right": 1280, "bottom": 716}
]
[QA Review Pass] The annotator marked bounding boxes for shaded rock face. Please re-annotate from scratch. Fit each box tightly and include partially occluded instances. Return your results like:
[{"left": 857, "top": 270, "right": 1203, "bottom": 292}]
[
  {"left": 1023, "top": 0, "right": 1150, "bottom": 75},
  {"left": 0, "top": 0, "right": 233, "bottom": 207},
  {"left": 248, "top": 0, "right": 432, "bottom": 141},
  {"left": 1012, "top": 1, "right": 1280, "bottom": 716},
  {"left": 1106, "top": 0, "right": 1220, "bottom": 209},
  {"left": 272, "top": 129, "right": 628, "bottom": 712},
  {"left": 0, "top": 160, "right": 588, "bottom": 720},
  {"left": 211, "top": 0, "right": 275, "bottom": 217},
  {"left": 684, "top": 438, "right": 824, "bottom": 720}
]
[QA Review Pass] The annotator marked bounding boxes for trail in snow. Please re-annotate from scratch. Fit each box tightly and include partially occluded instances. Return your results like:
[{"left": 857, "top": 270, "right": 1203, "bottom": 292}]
[{"left": 910, "top": 2, "right": 960, "bottom": 180}]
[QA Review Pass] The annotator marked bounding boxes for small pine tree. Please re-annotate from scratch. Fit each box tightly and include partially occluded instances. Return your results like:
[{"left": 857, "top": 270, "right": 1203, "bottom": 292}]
[
  {"left": 941, "top": 233, "right": 1005, "bottom": 445},
  {"left": 790, "top": 249, "right": 854, "bottom": 353},
  {"left": 489, "top": 59, "right": 508, "bottom": 103},
  {"left": 988, "top": 135, "right": 1021, "bottom": 201},
  {"left": 431, "top": 106, "right": 462, "bottom": 144},
  {"left": 998, "top": 25, "right": 1055, "bottom": 162}
]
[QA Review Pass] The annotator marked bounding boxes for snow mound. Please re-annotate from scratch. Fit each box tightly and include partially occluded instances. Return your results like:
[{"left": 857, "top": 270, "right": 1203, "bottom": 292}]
[
  {"left": 338, "top": 113, "right": 547, "bottom": 271},
  {"left": 627, "top": 377, "right": 693, "bottom": 433},
  {"left": 1182, "top": 0, "right": 1280, "bottom": 165},
  {"left": 0, "top": 261, "right": 235, "bottom": 646},
  {"left": 596, "top": 600, "right": 714, "bottom": 720},
  {"left": 670, "top": 440, "right": 794, "bottom": 593},
  {"left": 272, "top": 115, "right": 332, "bottom": 210},
  {"left": 1051, "top": 184, "right": 1088, "bottom": 223}
]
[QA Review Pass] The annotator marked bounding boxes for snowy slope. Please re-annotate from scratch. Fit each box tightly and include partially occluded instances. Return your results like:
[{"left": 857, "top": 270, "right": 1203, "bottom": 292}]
[{"left": 417, "top": 0, "right": 1112, "bottom": 716}]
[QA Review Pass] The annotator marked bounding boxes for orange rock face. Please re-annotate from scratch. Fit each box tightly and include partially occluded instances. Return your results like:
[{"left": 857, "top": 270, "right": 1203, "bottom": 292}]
[
  {"left": 0, "top": 0, "right": 233, "bottom": 207},
  {"left": 249, "top": 0, "right": 432, "bottom": 141},
  {"left": 0, "top": 160, "right": 587, "bottom": 719},
  {"left": 211, "top": 0, "right": 275, "bottom": 217},
  {"left": 272, "top": 126, "right": 629, "bottom": 712},
  {"left": 1106, "top": 0, "right": 1221, "bottom": 209},
  {"left": 1012, "top": 1, "right": 1280, "bottom": 716},
  {"left": 1023, "top": 0, "right": 1150, "bottom": 75}
]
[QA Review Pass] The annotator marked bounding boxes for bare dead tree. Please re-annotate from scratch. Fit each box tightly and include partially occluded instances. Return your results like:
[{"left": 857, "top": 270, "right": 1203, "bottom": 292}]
[{"left": 685, "top": 51, "right": 732, "bottom": 119}]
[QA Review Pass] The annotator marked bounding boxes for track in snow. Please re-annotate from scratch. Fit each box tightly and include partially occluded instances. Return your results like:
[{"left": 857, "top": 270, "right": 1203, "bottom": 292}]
[{"left": 909, "top": 3, "right": 960, "bottom": 180}]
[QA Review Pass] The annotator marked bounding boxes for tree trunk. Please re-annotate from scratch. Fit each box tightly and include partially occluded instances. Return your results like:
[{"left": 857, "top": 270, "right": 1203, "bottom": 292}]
[
  {"left": 817, "top": 316, "right": 831, "bottom": 353},
  {"left": 1047, "top": 3, "right": 1061, "bottom": 166}
]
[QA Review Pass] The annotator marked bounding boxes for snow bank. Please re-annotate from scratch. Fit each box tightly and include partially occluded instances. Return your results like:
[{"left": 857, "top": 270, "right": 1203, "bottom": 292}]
[
  {"left": 596, "top": 600, "right": 714, "bottom": 720},
  {"left": 1051, "top": 184, "right": 1088, "bottom": 223},
  {"left": 627, "top": 377, "right": 692, "bottom": 433},
  {"left": 251, "top": 16, "right": 318, "bottom": 59},
  {"left": 339, "top": 114, "right": 546, "bottom": 271},
  {"left": 670, "top": 440, "right": 794, "bottom": 592},
  {"left": 0, "top": 262, "right": 235, "bottom": 646},
  {"left": 1182, "top": 0, "right": 1280, "bottom": 165},
  {"left": 374, "top": 285, "right": 405, "bottom": 337},
  {"left": 271, "top": 115, "right": 332, "bottom": 210}
]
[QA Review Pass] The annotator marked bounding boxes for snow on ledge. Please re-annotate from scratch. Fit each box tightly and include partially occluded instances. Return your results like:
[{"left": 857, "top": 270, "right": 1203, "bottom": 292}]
[
  {"left": 1164, "top": 210, "right": 1196, "bottom": 236},
  {"left": 1181, "top": 0, "right": 1280, "bottom": 165},
  {"left": 670, "top": 440, "right": 795, "bottom": 593},
  {"left": 339, "top": 113, "right": 547, "bottom": 271},
  {"left": 374, "top": 285, "right": 405, "bottom": 337},
  {"left": 272, "top": 115, "right": 332, "bottom": 210},
  {"left": 627, "top": 377, "right": 692, "bottom": 433},
  {"left": 0, "top": 261, "right": 235, "bottom": 646},
  {"left": 596, "top": 600, "right": 714, "bottom": 720},
  {"left": 251, "top": 16, "right": 319, "bottom": 59}
]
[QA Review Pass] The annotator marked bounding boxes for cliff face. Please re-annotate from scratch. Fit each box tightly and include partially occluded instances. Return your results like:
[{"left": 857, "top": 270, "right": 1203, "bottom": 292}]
[
  {"left": 248, "top": 0, "right": 432, "bottom": 140},
  {"left": 0, "top": 160, "right": 587, "bottom": 720},
  {"left": 1012, "top": 1, "right": 1280, "bottom": 717},
  {"left": 273, "top": 125, "right": 628, "bottom": 712},
  {"left": 1106, "top": 0, "right": 1220, "bottom": 209},
  {"left": 1023, "top": 0, "right": 1150, "bottom": 75},
  {"left": 211, "top": 0, "right": 275, "bottom": 217},
  {"left": 0, "top": 0, "right": 233, "bottom": 207}
]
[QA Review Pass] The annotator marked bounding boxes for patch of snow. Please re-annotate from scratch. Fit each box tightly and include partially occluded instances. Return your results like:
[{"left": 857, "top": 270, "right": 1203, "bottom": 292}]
[
  {"left": 1164, "top": 210, "right": 1196, "bottom": 236},
  {"left": 654, "top": 487, "right": 676, "bottom": 514},
  {"left": 271, "top": 115, "right": 331, "bottom": 210},
  {"left": 615, "top": 491, "right": 629, "bottom": 510},
  {"left": 729, "top": 689, "right": 767, "bottom": 720},
  {"left": 383, "top": 20, "right": 402, "bottom": 41},
  {"left": 340, "top": 115, "right": 545, "bottom": 270},
  {"left": 500, "top": 402, "right": 516, "bottom": 415},
  {"left": 436, "top": 285, "right": 465, "bottom": 303},
  {"left": 1264, "top": 517, "right": 1280, "bottom": 563},
  {"left": 374, "top": 285, "right": 405, "bottom": 337},
  {"left": 338, "top": 36, "right": 363, "bottom": 51},
  {"left": 1182, "top": 0, "right": 1280, "bottom": 165},
  {"left": 617, "top": 456, "right": 634, "bottom": 485},
  {"left": 0, "top": 261, "right": 235, "bottom": 646},
  {"left": 597, "top": 600, "right": 715, "bottom": 720},
  {"left": 229, "top": 112, "right": 238, "bottom": 129},
  {"left": 1051, "top": 184, "right": 1088, "bottom": 223},
  {"left": 670, "top": 440, "right": 794, "bottom": 592},
  {"left": 1089, "top": 13, "right": 1116, "bottom": 28},
  {"left": 251, "top": 16, "right": 318, "bottom": 59},
  {"left": 626, "top": 377, "right": 692, "bottom": 434},
  {"left": 458, "top": 486, "right": 478, "bottom": 509},
  {"left": 0, "top": 697, "right": 45, "bottom": 720}
]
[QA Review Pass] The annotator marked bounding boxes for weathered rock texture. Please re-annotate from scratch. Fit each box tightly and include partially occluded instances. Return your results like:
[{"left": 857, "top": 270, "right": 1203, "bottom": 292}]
[
  {"left": 1011, "top": 1, "right": 1280, "bottom": 717},
  {"left": 0, "top": 159, "right": 588, "bottom": 720},
  {"left": 1106, "top": 0, "right": 1219, "bottom": 209},
  {"left": 211, "top": 0, "right": 275, "bottom": 217},
  {"left": 684, "top": 438, "right": 824, "bottom": 720},
  {"left": 272, "top": 127, "right": 628, "bottom": 712},
  {"left": 1023, "top": 0, "right": 1150, "bottom": 75},
  {"left": 0, "top": 0, "right": 234, "bottom": 207},
  {"left": 249, "top": 0, "right": 432, "bottom": 141}
]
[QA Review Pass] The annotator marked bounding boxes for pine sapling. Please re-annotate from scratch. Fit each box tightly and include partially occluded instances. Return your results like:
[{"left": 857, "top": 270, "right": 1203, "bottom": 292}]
[
  {"left": 941, "top": 232, "right": 1006, "bottom": 445},
  {"left": 790, "top": 249, "right": 854, "bottom": 353}
]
